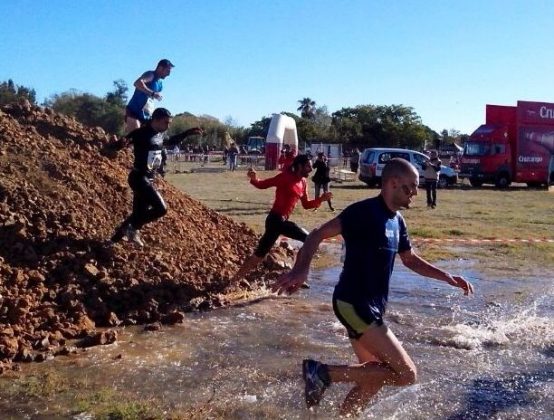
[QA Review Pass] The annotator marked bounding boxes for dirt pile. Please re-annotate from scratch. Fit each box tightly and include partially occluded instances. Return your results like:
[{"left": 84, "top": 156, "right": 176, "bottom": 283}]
[{"left": 0, "top": 102, "right": 293, "bottom": 372}]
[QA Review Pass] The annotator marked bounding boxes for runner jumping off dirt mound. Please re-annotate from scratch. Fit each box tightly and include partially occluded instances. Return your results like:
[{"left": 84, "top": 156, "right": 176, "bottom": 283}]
[{"left": 111, "top": 107, "right": 203, "bottom": 247}]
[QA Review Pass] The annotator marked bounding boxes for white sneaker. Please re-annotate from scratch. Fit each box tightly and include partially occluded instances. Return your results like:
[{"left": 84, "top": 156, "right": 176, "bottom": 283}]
[{"left": 126, "top": 226, "right": 144, "bottom": 247}]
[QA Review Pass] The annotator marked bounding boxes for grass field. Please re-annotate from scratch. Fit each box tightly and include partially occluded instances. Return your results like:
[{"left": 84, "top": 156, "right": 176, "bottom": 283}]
[{"left": 166, "top": 164, "right": 554, "bottom": 272}]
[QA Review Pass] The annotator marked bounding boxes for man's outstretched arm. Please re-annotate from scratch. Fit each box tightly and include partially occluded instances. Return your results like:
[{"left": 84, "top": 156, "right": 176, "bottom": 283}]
[
  {"left": 272, "top": 217, "right": 342, "bottom": 295},
  {"left": 165, "top": 127, "right": 204, "bottom": 147},
  {"left": 399, "top": 249, "right": 474, "bottom": 295}
]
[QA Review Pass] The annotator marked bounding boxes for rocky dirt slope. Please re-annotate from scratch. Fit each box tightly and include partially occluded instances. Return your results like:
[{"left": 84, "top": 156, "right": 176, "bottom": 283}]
[{"left": 0, "top": 102, "right": 293, "bottom": 372}]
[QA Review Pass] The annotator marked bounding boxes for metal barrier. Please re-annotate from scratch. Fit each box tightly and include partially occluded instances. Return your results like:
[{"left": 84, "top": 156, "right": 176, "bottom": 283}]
[{"left": 165, "top": 153, "right": 265, "bottom": 173}]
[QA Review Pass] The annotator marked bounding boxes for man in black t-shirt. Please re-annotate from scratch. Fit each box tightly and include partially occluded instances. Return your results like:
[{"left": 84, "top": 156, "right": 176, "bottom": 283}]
[
  {"left": 110, "top": 108, "right": 202, "bottom": 246},
  {"left": 312, "top": 152, "right": 334, "bottom": 211},
  {"left": 273, "top": 158, "right": 474, "bottom": 416}
]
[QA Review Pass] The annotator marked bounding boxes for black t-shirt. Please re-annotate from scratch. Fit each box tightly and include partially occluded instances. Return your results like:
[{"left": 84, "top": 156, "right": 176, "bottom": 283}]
[
  {"left": 126, "top": 125, "right": 187, "bottom": 176},
  {"left": 126, "top": 125, "right": 165, "bottom": 176},
  {"left": 312, "top": 159, "right": 331, "bottom": 184},
  {"left": 335, "top": 195, "right": 412, "bottom": 321}
]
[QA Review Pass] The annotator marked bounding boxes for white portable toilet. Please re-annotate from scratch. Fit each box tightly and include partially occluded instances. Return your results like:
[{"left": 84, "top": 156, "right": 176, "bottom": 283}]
[{"left": 265, "top": 114, "right": 299, "bottom": 170}]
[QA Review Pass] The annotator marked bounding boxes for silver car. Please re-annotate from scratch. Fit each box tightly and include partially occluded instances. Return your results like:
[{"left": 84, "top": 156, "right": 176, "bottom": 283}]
[{"left": 358, "top": 147, "right": 458, "bottom": 188}]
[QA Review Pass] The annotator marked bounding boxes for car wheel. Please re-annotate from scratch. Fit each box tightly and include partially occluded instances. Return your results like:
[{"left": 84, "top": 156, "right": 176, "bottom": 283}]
[{"left": 495, "top": 173, "right": 511, "bottom": 189}]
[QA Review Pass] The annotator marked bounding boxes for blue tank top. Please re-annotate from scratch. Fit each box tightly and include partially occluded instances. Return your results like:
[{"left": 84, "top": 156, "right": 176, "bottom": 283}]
[{"left": 126, "top": 71, "right": 163, "bottom": 122}]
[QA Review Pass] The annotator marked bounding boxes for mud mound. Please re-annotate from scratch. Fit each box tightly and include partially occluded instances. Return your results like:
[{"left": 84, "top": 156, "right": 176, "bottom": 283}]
[{"left": 0, "top": 102, "right": 293, "bottom": 371}]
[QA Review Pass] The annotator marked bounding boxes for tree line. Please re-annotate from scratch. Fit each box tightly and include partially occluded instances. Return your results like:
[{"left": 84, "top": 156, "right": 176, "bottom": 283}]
[{"left": 0, "top": 79, "right": 465, "bottom": 150}]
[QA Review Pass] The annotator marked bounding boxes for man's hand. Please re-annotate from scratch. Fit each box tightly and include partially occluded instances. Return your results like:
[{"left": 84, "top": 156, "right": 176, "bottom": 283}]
[
  {"left": 152, "top": 92, "right": 163, "bottom": 100},
  {"left": 447, "top": 275, "right": 474, "bottom": 296},
  {"left": 271, "top": 270, "right": 308, "bottom": 295},
  {"left": 320, "top": 192, "right": 333, "bottom": 201},
  {"left": 247, "top": 168, "right": 257, "bottom": 180},
  {"left": 110, "top": 135, "right": 129, "bottom": 151}
]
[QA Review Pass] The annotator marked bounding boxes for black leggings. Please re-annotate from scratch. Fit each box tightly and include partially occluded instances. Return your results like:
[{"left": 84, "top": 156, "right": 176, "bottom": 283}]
[
  {"left": 125, "top": 171, "right": 167, "bottom": 229},
  {"left": 254, "top": 212, "right": 308, "bottom": 257}
]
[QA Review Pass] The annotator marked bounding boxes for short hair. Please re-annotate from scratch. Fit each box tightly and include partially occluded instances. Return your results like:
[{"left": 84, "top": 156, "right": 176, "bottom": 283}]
[
  {"left": 290, "top": 154, "right": 310, "bottom": 171},
  {"left": 382, "top": 158, "right": 417, "bottom": 183},
  {"left": 157, "top": 59, "right": 175, "bottom": 68},
  {"left": 151, "top": 108, "right": 172, "bottom": 119}
]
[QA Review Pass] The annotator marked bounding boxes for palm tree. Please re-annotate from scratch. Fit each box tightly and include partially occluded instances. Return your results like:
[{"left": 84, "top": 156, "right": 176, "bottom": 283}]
[{"left": 297, "top": 97, "right": 316, "bottom": 119}]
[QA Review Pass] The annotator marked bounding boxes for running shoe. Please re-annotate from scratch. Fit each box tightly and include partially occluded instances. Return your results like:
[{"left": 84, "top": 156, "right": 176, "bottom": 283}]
[
  {"left": 110, "top": 223, "right": 128, "bottom": 243},
  {"left": 127, "top": 226, "right": 144, "bottom": 247},
  {"left": 302, "top": 359, "right": 329, "bottom": 408}
]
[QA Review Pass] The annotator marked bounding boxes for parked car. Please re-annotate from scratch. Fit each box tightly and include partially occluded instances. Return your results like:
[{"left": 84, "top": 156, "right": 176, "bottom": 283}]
[{"left": 358, "top": 147, "right": 458, "bottom": 188}]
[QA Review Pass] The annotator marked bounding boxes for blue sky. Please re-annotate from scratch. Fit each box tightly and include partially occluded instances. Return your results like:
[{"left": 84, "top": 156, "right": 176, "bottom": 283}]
[{"left": 2, "top": 0, "right": 553, "bottom": 134}]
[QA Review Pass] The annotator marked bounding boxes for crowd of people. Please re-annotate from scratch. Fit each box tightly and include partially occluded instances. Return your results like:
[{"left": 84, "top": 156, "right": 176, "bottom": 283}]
[{"left": 107, "top": 58, "right": 474, "bottom": 416}]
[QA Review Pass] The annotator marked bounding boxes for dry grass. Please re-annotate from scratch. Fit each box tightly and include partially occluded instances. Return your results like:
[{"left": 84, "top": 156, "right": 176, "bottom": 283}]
[{"left": 166, "top": 165, "right": 554, "bottom": 270}]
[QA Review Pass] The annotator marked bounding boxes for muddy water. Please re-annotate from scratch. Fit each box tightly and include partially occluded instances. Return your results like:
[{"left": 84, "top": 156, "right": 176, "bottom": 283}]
[{"left": 3, "top": 252, "right": 554, "bottom": 419}]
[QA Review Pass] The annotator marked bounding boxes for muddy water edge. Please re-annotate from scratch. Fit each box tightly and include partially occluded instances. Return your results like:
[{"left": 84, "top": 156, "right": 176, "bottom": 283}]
[{"left": 0, "top": 244, "right": 552, "bottom": 419}]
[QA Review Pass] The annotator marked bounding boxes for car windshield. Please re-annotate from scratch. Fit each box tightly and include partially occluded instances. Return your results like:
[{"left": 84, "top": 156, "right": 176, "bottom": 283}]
[{"left": 464, "top": 142, "right": 491, "bottom": 156}]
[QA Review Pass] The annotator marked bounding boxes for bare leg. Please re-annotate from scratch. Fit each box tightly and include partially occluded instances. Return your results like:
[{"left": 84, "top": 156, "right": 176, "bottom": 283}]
[
  {"left": 326, "top": 324, "right": 417, "bottom": 416},
  {"left": 231, "top": 254, "right": 263, "bottom": 283},
  {"left": 339, "top": 340, "right": 386, "bottom": 415},
  {"left": 125, "top": 116, "right": 140, "bottom": 134}
]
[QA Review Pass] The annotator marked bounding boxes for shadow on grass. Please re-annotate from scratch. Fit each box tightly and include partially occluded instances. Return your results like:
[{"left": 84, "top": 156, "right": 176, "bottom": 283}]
[
  {"left": 330, "top": 183, "right": 370, "bottom": 190},
  {"left": 215, "top": 208, "right": 268, "bottom": 216},
  {"left": 203, "top": 199, "right": 269, "bottom": 206}
]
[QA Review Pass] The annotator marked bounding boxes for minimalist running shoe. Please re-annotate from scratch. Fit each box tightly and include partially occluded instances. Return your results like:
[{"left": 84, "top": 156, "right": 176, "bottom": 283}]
[
  {"left": 302, "top": 359, "right": 330, "bottom": 408},
  {"left": 127, "top": 226, "right": 144, "bottom": 247}
]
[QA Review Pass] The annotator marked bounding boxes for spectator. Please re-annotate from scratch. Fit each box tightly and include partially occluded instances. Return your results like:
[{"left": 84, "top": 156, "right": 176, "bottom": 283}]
[
  {"left": 278, "top": 144, "right": 295, "bottom": 171},
  {"left": 228, "top": 142, "right": 239, "bottom": 171},
  {"left": 312, "top": 152, "right": 335, "bottom": 211},
  {"left": 349, "top": 148, "right": 360, "bottom": 173},
  {"left": 423, "top": 150, "right": 441, "bottom": 208}
]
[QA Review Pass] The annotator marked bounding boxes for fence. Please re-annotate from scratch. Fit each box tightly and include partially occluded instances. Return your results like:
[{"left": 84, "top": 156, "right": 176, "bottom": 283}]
[{"left": 165, "top": 152, "right": 265, "bottom": 173}]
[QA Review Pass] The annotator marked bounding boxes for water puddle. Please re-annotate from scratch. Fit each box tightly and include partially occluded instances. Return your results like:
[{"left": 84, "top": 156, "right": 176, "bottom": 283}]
[{"left": 1, "top": 253, "right": 552, "bottom": 418}]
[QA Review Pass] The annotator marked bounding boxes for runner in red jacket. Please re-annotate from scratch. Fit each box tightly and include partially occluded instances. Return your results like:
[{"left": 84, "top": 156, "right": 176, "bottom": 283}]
[{"left": 231, "top": 154, "right": 332, "bottom": 282}]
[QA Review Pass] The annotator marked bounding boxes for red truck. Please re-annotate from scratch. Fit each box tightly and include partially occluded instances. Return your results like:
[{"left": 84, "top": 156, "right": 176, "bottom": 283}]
[{"left": 461, "top": 101, "right": 554, "bottom": 188}]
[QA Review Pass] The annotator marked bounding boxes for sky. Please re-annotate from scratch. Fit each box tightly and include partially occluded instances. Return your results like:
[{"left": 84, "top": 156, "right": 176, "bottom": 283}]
[{"left": 2, "top": 0, "right": 554, "bottom": 134}]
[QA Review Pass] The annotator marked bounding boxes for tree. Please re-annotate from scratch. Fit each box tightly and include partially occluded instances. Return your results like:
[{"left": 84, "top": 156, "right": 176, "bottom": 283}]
[
  {"left": 105, "top": 79, "right": 128, "bottom": 108},
  {"left": 44, "top": 89, "right": 124, "bottom": 134},
  {"left": 0, "top": 79, "right": 37, "bottom": 106},
  {"left": 331, "top": 104, "right": 429, "bottom": 149},
  {"left": 297, "top": 97, "right": 316, "bottom": 119},
  {"left": 247, "top": 116, "right": 272, "bottom": 138}
]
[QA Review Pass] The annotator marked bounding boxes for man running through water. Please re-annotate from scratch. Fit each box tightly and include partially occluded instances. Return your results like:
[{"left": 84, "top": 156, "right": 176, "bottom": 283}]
[
  {"left": 111, "top": 107, "right": 203, "bottom": 246},
  {"left": 273, "top": 158, "right": 474, "bottom": 416},
  {"left": 231, "top": 154, "right": 332, "bottom": 282}
]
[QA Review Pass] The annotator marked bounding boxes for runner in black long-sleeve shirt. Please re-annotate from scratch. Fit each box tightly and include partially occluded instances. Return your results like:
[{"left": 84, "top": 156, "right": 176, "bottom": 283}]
[{"left": 110, "top": 107, "right": 203, "bottom": 246}]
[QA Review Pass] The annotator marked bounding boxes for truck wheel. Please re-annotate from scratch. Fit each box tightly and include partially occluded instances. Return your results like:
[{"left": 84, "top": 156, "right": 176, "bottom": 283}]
[
  {"left": 495, "top": 173, "right": 511, "bottom": 189},
  {"left": 469, "top": 178, "right": 483, "bottom": 187}
]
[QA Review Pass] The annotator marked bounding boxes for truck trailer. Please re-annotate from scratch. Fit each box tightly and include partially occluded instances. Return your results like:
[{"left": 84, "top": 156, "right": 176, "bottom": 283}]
[{"left": 461, "top": 101, "right": 554, "bottom": 188}]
